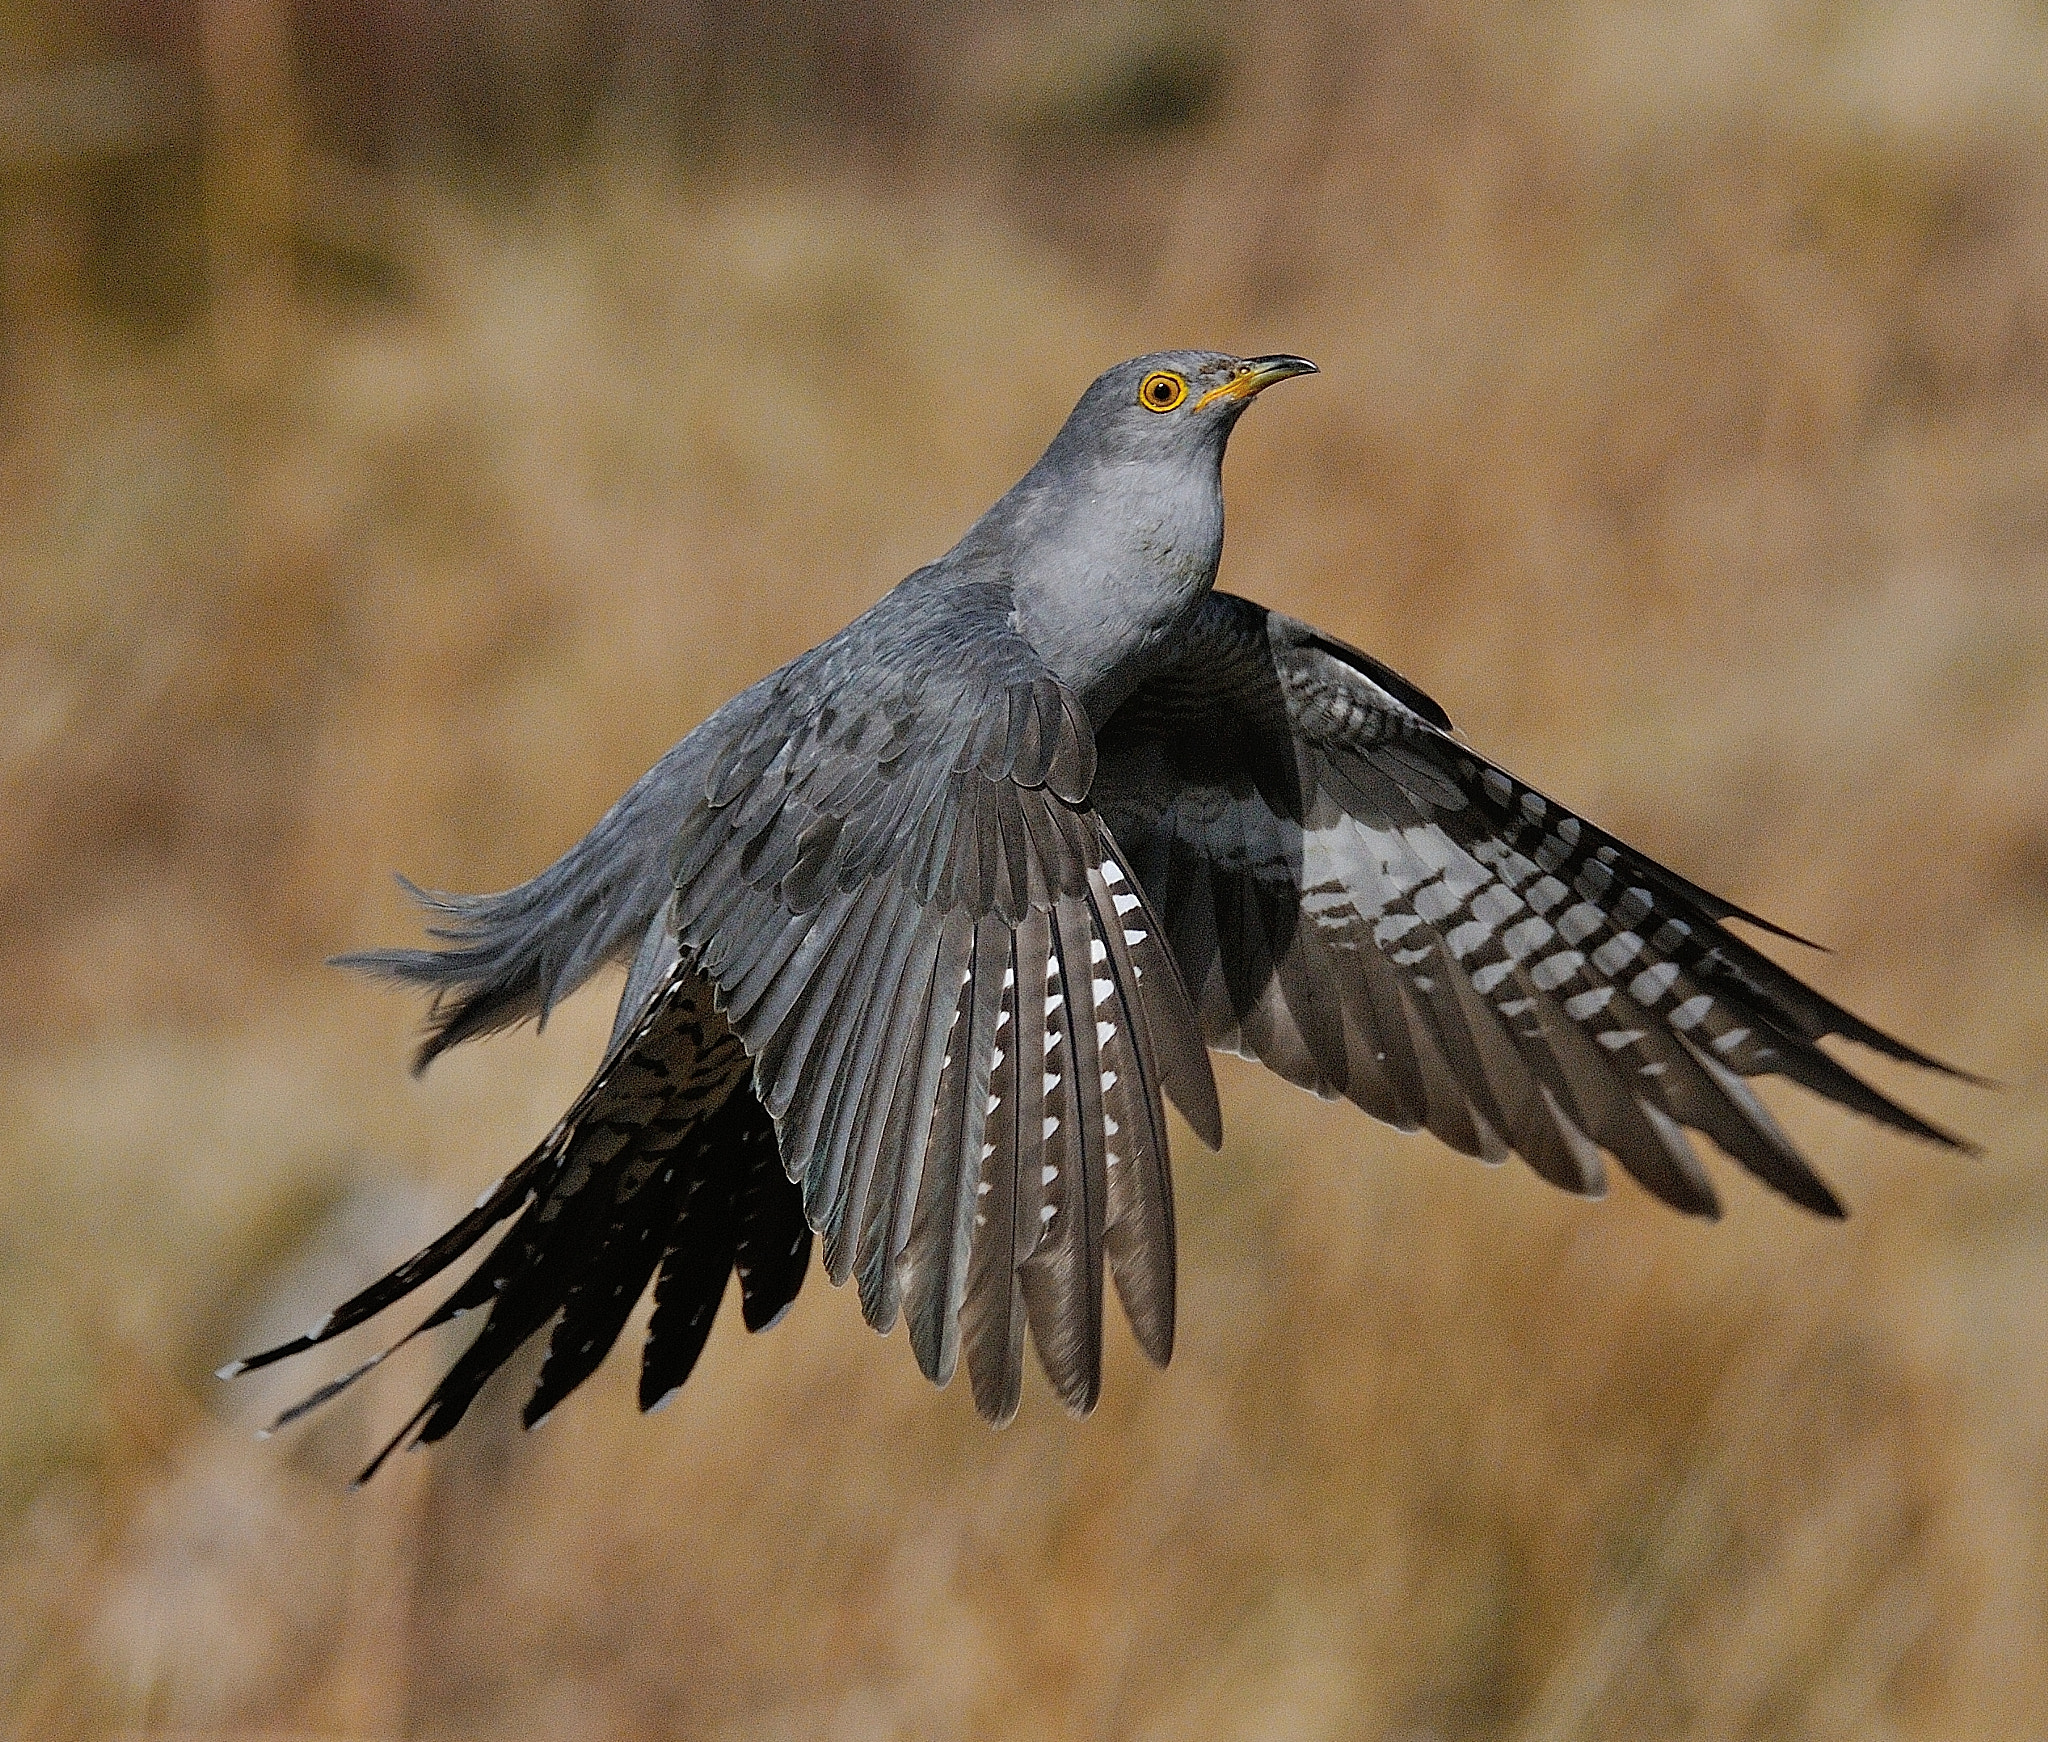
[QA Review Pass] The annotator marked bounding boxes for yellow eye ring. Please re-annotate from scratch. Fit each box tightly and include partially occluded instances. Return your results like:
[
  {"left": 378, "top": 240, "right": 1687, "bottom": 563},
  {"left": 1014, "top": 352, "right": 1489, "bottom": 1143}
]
[{"left": 1138, "top": 370, "right": 1188, "bottom": 412}]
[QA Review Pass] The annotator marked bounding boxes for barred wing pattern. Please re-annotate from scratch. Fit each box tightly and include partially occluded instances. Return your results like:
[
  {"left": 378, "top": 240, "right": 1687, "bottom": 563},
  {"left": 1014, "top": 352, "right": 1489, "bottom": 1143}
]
[
  {"left": 666, "top": 576, "right": 1218, "bottom": 1421},
  {"left": 1092, "top": 592, "right": 1972, "bottom": 1218},
  {"left": 235, "top": 579, "right": 1972, "bottom": 1467}
]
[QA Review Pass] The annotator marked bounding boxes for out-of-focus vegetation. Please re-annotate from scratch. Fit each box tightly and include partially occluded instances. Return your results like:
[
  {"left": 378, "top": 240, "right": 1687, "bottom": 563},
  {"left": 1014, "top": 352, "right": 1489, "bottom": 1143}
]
[{"left": 2, "top": 0, "right": 2045, "bottom": 1735}]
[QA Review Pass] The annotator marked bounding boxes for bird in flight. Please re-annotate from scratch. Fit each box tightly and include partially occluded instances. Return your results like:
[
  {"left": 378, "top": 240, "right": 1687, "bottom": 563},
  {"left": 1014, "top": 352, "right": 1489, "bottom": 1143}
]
[{"left": 222, "top": 352, "right": 1977, "bottom": 1479}]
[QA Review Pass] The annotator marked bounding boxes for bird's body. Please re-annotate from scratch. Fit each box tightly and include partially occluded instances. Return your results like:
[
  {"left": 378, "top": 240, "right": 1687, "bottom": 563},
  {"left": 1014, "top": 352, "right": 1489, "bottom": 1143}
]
[{"left": 227, "top": 351, "right": 1975, "bottom": 1476}]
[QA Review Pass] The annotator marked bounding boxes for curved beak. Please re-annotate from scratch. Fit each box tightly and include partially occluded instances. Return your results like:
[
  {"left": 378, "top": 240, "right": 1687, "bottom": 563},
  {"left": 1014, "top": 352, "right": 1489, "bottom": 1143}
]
[{"left": 1193, "top": 353, "right": 1318, "bottom": 412}]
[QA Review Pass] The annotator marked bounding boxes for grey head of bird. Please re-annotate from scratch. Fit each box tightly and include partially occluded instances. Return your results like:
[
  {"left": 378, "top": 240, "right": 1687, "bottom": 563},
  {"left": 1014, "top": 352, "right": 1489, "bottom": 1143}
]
[{"left": 950, "top": 348, "right": 1317, "bottom": 720}]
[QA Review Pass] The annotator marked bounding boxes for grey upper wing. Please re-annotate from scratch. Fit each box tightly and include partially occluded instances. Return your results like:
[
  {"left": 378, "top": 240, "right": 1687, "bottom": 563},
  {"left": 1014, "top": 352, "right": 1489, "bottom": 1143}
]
[
  {"left": 668, "top": 576, "right": 1219, "bottom": 1421},
  {"left": 1093, "top": 591, "right": 1974, "bottom": 1219}
]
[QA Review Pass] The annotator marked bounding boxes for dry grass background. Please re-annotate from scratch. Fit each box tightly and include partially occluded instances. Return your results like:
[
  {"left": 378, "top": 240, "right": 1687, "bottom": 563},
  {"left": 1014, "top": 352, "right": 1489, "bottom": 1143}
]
[{"left": 3, "top": 0, "right": 2046, "bottom": 1736}]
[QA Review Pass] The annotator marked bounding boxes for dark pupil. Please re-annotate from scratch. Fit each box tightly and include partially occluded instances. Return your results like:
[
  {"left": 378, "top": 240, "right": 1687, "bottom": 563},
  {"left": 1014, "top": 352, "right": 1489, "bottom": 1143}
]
[{"left": 1149, "top": 379, "right": 1173, "bottom": 403}]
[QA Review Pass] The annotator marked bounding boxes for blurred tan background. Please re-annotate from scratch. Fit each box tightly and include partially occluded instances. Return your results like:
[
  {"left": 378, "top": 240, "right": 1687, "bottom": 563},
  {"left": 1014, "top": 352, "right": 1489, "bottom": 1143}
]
[{"left": 2, "top": 0, "right": 2045, "bottom": 1736}]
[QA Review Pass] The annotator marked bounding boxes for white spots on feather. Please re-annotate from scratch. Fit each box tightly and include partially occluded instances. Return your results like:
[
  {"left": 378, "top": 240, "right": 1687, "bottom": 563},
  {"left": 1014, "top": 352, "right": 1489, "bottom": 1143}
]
[
  {"left": 1002, "top": 965, "right": 1015, "bottom": 990},
  {"left": 1652, "top": 919, "right": 1693, "bottom": 951},
  {"left": 1093, "top": 977, "right": 1115, "bottom": 1008},
  {"left": 1503, "top": 916, "right": 1554, "bottom": 960},
  {"left": 1043, "top": 1115, "right": 1061, "bottom": 1139},
  {"left": 1713, "top": 1026, "right": 1750, "bottom": 1053},
  {"left": 1469, "top": 882, "right": 1526, "bottom": 929},
  {"left": 1554, "top": 816, "right": 1582, "bottom": 847},
  {"left": 1097, "top": 1020, "right": 1117, "bottom": 1046},
  {"left": 1112, "top": 889, "right": 1142, "bottom": 915},
  {"left": 1090, "top": 938, "right": 1108, "bottom": 964},
  {"left": 1592, "top": 931, "right": 1644, "bottom": 975},
  {"left": 1446, "top": 919, "right": 1493, "bottom": 960},
  {"left": 1524, "top": 876, "right": 1569, "bottom": 915},
  {"left": 306, "top": 1312, "right": 333, "bottom": 1340},
  {"left": 1495, "top": 998, "right": 1534, "bottom": 1019},
  {"left": 975, "top": 1213, "right": 986, "bottom": 1227},
  {"left": 1106, "top": 1151, "right": 1121, "bottom": 1168},
  {"left": 1519, "top": 791, "right": 1547, "bottom": 822},
  {"left": 1040, "top": 1204, "right": 1058, "bottom": 1223},
  {"left": 1046, "top": 1028, "right": 1063, "bottom": 1054},
  {"left": 1046, "top": 990, "right": 1066, "bottom": 1015},
  {"left": 1414, "top": 974, "right": 1435, "bottom": 992},
  {"left": 1639, "top": 1061, "right": 1668, "bottom": 1076},
  {"left": 1598, "top": 1028, "right": 1645, "bottom": 1050},
  {"left": 987, "top": 1093, "right": 1003, "bottom": 1114},
  {"left": 991, "top": 1047, "right": 1005, "bottom": 1069},
  {"left": 474, "top": 1177, "right": 504, "bottom": 1209},
  {"left": 1471, "top": 960, "right": 1513, "bottom": 995},
  {"left": 1565, "top": 986, "right": 1615, "bottom": 1020},
  {"left": 1577, "top": 858, "right": 1616, "bottom": 899},
  {"left": 1123, "top": 928, "right": 1149, "bottom": 946},
  {"left": 1103, "top": 860, "right": 1126, "bottom": 884},
  {"left": 1043, "top": 1165, "right": 1060, "bottom": 1185},
  {"left": 647, "top": 1387, "right": 682, "bottom": 1415},
  {"left": 1473, "top": 837, "right": 1541, "bottom": 889},
  {"left": 978, "top": 1178, "right": 993, "bottom": 1193},
  {"left": 1303, "top": 882, "right": 1355, "bottom": 927},
  {"left": 1670, "top": 993, "right": 1713, "bottom": 1031},
  {"left": 1440, "top": 852, "right": 1492, "bottom": 902},
  {"left": 1630, "top": 962, "right": 1680, "bottom": 1004},
  {"left": 1531, "top": 950, "right": 1584, "bottom": 991},
  {"left": 996, "top": 1007, "right": 1011, "bottom": 1031},
  {"left": 1413, "top": 879, "right": 1460, "bottom": 924},
  {"left": 1392, "top": 944, "right": 1434, "bottom": 967},
  {"left": 1557, "top": 901, "right": 1605, "bottom": 946},
  {"left": 1375, "top": 912, "right": 1423, "bottom": 945},
  {"left": 1045, "top": 1072, "right": 1062, "bottom": 1093},
  {"left": 1617, "top": 886, "right": 1655, "bottom": 927},
  {"left": 215, "top": 1359, "right": 247, "bottom": 1380},
  {"left": 1104, "top": 1115, "right": 1120, "bottom": 1136},
  {"left": 1482, "top": 769, "right": 1513, "bottom": 806},
  {"left": 1102, "top": 1070, "right": 1119, "bottom": 1092}
]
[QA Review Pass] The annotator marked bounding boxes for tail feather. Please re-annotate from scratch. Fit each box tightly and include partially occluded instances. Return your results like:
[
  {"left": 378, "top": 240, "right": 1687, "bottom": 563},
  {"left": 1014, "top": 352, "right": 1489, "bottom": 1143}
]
[{"left": 334, "top": 732, "right": 715, "bottom": 1073}]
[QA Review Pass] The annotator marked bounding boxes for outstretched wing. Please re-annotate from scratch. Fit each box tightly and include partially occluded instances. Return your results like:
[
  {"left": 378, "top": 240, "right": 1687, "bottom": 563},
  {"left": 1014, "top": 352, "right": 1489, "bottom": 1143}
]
[
  {"left": 1093, "top": 591, "right": 1975, "bottom": 1218},
  {"left": 668, "top": 574, "right": 1219, "bottom": 1422}
]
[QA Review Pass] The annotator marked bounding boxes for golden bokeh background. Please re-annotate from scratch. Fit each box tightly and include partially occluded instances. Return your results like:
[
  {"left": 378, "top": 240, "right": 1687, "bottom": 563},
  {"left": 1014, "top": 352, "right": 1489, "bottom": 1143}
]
[{"left": 2, "top": 1, "right": 2045, "bottom": 1735}]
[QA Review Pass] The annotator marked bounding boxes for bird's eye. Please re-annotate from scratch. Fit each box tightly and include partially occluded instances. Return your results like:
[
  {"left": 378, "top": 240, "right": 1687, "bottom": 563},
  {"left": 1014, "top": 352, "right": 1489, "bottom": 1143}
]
[{"left": 1138, "top": 370, "right": 1187, "bottom": 412}]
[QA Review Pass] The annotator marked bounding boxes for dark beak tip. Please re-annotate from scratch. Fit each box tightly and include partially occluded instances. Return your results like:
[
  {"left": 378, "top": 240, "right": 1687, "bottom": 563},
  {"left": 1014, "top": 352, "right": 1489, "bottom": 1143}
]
[{"left": 1244, "top": 354, "right": 1318, "bottom": 386}]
